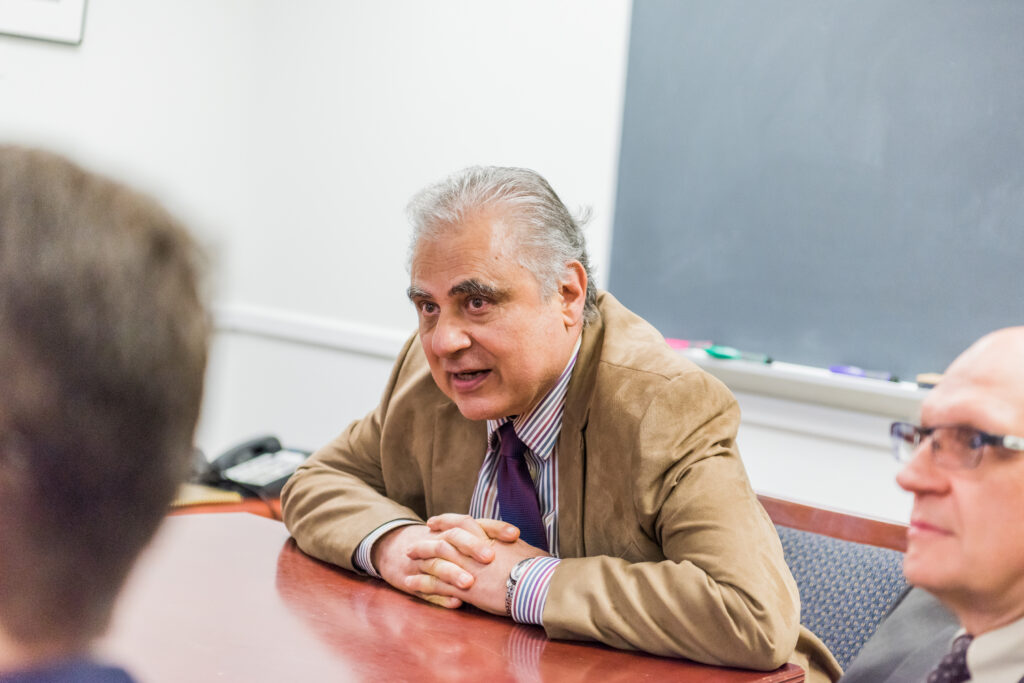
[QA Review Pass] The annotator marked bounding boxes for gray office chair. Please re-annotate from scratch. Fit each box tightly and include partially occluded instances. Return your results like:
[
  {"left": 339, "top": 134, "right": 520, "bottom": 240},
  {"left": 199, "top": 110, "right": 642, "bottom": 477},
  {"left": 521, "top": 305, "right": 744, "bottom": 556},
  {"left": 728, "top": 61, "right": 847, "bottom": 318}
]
[{"left": 774, "top": 524, "right": 908, "bottom": 670}]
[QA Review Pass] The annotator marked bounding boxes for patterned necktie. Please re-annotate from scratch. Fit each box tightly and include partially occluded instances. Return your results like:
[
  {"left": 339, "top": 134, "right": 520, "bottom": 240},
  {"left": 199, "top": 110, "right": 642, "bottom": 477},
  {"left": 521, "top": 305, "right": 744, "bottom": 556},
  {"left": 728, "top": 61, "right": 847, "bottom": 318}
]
[
  {"left": 495, "top": 422, "right": 548, "bottom": 551},
  {"left": 927, "top": 634, "right": 973, "bottom": 683}
]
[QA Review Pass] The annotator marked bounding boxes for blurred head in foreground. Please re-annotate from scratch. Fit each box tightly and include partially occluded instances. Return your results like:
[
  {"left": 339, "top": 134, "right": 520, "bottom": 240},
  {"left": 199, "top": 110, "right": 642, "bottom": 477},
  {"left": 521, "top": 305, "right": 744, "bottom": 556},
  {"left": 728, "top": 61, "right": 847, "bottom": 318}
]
[{"left": 0, "top": 146, "right": 210, "bottom": 672}]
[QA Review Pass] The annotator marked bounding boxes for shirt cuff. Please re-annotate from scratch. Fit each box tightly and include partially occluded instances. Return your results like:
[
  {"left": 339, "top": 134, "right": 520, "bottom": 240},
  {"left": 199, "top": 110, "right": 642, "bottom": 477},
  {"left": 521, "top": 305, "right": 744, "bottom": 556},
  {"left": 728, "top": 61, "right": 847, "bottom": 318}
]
[
  {"left": 353, "top": 519, "right": 422, "bottom": 578},
  {"left": 509, "top": 556, "right": 560, "bottom": 626}
]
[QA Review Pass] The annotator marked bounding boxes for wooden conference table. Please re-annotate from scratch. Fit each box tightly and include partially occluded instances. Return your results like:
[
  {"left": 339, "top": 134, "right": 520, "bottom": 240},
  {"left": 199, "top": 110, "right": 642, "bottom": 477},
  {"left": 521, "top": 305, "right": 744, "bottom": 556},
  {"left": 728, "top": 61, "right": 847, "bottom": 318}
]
[{"left": 98, "top": 513, "right": 804, "bottom": 682}]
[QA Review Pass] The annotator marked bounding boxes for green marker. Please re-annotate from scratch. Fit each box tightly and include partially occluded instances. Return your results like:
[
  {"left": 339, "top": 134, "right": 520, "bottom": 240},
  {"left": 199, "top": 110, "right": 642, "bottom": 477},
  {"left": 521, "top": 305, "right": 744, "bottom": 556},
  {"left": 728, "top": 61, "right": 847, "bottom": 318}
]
[{"left": 705, "top": 345, "right": 773, "bottom": 364}]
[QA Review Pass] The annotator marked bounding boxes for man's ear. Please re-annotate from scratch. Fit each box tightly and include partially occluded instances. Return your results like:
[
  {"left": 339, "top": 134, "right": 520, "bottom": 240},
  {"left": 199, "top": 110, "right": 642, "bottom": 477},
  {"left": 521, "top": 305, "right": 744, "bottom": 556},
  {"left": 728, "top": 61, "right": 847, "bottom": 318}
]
[{"left": 557, "top": 261, "right": 587, "bottom": 328}]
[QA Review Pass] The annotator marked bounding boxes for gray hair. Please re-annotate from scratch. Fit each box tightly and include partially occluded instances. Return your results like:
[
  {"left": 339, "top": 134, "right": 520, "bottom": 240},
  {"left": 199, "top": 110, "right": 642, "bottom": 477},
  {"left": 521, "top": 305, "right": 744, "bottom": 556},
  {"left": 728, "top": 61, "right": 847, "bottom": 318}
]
[{"left": 406, "top": 166, "right": 599, "bottom": 326}]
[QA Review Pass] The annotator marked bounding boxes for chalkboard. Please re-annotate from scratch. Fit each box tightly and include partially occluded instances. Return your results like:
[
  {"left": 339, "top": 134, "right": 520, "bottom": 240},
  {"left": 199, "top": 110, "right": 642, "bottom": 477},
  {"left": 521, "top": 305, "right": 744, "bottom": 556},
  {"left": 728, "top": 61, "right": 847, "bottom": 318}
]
[{"left": 609, "top": 0, "right": 1024, "bottom": 380}]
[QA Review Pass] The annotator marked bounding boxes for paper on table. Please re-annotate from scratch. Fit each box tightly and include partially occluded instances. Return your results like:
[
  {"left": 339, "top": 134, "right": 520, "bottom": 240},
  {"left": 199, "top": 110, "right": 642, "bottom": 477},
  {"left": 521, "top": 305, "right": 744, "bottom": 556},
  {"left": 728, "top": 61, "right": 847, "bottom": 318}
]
[{"left": 171, "top": 482, "right": 243, "bottom": 508}]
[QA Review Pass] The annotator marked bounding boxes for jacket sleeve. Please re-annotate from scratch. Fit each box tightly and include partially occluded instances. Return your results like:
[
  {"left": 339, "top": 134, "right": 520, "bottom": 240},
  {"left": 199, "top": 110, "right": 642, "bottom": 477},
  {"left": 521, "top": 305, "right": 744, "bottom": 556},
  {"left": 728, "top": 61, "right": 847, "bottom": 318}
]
[
  {"left": 280, "top": 334, "right": 425, "bottom": 572},
  {"left": 541, "top": 370, "right": 803, "bottom": 670}
]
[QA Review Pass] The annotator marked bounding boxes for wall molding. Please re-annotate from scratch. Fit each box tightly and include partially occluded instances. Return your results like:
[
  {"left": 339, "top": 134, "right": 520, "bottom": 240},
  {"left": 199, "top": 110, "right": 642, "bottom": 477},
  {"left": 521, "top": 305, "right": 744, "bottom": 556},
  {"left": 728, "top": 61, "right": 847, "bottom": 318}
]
[
  {"left": 734, "top": 391, "right": 893, "bottom": 451},
  {"left": 212, "top": 303, "right": 924, "bottom": 423},
  {"left": 213, "top": 303, "right": 409, "bottom": 360}
]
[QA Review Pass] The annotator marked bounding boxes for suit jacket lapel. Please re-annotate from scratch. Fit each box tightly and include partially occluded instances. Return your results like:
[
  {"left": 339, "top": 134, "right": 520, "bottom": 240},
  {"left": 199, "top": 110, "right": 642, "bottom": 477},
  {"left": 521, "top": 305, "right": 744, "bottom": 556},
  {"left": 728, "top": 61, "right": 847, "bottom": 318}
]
[
  {"left": 422, "top": 294, "right": 609, "bottom": 548},
  {"left": 556, "top": 308, "right": 605, "bottom": 559},
  {"left": 429, "top": 400, "right": 487, "bottom": 516}
]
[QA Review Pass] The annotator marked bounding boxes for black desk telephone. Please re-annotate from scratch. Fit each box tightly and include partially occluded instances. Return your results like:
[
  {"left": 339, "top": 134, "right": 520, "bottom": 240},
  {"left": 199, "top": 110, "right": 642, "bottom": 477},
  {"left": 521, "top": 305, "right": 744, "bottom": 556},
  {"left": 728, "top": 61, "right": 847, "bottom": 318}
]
[{"left": 192, "top": 435, "right": 309, "bottom": 498}]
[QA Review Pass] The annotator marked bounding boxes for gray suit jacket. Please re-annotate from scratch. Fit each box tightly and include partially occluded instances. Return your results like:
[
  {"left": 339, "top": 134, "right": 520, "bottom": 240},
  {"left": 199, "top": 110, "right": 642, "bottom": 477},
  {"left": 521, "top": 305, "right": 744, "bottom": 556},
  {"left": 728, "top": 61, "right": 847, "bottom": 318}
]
[
  {"left": 839, "top": 587, "right": 959, "bottom": 683},
  {"left": 282, "top": 292, "right": 839, "bottom": 680}
]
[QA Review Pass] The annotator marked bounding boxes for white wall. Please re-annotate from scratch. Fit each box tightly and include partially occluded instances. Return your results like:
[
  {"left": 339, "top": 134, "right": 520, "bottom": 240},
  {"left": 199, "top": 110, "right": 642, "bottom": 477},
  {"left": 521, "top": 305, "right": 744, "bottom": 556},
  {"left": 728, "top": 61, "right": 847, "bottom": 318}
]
[
  {"left": 735, "top": 392, "right": 912, "bottom": 523},
  {"left": 0, "top": 0, "right": 632, "bottom": 449},
  {"left": 232, "top": 2, "right": 629, "bottom": 329},
  {"left": 0, "top": 1, "right": 914, "bottom": 523},
  {"left": 0, "top": 2, "right": 252, "bottom": 291}
]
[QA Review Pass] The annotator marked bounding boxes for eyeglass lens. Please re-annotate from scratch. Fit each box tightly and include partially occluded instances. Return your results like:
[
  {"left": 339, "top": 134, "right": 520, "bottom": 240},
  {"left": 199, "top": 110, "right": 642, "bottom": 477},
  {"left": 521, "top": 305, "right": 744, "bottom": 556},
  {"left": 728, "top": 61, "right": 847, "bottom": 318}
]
[{"left": 893, "top": 424, "right": 982, "bottom": 468}]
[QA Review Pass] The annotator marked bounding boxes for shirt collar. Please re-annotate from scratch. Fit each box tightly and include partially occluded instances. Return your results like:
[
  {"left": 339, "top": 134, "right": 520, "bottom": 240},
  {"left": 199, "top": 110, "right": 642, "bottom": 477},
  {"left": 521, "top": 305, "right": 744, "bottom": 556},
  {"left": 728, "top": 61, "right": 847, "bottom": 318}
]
[
  {"left": 487, "top": 335, "right": 582, "bottom": 461},
  {"left": 964, "top": 614, "right": 1024, "bottom": 680}
]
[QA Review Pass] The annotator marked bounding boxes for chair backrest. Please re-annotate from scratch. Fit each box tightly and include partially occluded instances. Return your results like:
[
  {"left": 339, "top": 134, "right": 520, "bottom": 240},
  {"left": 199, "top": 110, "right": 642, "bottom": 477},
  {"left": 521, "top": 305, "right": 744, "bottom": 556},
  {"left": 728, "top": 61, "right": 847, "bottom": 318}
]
[{"left": 758, "top": 496, "right": 909, "bottom": 670}]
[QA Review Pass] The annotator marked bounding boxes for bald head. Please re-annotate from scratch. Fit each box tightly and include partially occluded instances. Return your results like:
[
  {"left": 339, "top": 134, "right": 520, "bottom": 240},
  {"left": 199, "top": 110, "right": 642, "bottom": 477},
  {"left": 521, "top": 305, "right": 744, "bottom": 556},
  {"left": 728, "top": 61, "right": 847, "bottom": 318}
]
[
  {"left": 898, "top": 326, "right": 1024, "bottom": 635},
  {"left": 945, "top": 326, "right": 1024, "bottom": 382},
  {"left": 927, "top": 327, "right": 1024, "bottom": 436}
]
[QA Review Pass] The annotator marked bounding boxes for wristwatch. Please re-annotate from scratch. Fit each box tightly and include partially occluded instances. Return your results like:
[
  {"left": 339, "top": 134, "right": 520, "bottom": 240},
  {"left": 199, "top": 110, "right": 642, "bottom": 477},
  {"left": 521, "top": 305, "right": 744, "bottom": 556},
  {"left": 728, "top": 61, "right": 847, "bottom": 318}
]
[{"left": 505, "top": 558, "right": 533, "bottom": 618}]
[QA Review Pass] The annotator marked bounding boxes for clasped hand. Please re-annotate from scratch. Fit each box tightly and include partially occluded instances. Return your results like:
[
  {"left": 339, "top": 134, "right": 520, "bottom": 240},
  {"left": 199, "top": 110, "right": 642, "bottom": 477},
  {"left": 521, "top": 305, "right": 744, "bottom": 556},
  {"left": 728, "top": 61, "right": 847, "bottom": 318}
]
[{"left": 372, "top": 514, "right": 549, "bottom": 615}]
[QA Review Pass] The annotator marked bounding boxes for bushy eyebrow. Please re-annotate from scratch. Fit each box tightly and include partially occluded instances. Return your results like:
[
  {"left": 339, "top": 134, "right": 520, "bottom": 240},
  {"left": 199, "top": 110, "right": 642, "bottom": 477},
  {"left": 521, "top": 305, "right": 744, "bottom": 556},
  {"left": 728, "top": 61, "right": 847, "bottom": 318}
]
[
  {"left": 406, "top": 285, "right": 430, "bottom": 302},
  {"left": 407, "top": 279, "right": 506, "bottom": 303},
  {"left": 449, "top": 279, "right": 504, "bottom": 300}
]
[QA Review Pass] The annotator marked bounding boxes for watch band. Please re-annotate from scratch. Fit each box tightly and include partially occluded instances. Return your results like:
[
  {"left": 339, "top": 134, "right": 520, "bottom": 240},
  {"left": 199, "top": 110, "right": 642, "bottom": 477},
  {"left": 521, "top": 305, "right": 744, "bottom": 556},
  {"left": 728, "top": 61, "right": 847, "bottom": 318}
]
[{"left": 505, "top": 558, "right": 533, "bottom": 618}]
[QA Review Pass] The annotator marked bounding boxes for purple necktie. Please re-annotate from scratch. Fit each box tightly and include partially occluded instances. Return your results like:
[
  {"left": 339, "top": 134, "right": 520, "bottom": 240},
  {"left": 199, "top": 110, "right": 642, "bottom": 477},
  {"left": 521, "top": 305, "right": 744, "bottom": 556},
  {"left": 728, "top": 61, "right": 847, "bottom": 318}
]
[
  {"left": 927, "top": 634, "right": 973, "bottom": 683},
  {"left": 496, "top": 422, "right": 548, "bottom": 551}
]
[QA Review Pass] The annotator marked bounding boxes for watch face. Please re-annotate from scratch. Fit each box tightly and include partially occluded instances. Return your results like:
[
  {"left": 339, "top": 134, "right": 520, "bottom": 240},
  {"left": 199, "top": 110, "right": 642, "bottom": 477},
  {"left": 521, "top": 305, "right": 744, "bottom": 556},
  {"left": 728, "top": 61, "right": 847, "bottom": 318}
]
[{"left": 511, "top": 559, "right": 530, "bottom": 581}]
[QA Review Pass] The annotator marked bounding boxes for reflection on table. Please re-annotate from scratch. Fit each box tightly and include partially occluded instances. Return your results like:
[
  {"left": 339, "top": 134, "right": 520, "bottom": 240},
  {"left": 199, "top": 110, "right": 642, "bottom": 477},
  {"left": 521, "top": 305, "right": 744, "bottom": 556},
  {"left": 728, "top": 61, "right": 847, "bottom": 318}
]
[{"left": 99, "top": 514, "right": 803, "bottom": 682}]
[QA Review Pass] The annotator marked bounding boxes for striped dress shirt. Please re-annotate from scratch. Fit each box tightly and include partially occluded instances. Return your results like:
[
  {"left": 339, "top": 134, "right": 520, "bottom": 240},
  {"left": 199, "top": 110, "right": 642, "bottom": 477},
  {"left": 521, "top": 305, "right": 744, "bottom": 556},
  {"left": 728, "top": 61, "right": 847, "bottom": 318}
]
[
  {"left": 355, "top": 337, "right": 580, "bottom": 627},
  {"left": 471, "top": 336, "right": 580, "bottom": 624}
]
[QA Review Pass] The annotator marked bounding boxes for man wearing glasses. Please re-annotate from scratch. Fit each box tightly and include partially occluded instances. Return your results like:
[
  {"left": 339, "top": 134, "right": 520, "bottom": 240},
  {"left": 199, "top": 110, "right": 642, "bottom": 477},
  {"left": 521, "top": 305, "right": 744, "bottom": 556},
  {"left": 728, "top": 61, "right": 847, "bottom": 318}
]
[{"left": 841, "top": 327, "right": 1024, "bottom": 683}]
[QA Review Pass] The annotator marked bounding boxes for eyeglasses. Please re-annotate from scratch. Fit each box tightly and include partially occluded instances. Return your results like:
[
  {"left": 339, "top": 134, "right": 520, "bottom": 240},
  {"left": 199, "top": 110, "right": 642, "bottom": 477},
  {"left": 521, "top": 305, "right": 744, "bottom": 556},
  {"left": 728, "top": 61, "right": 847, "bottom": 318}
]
[{"left": 890, "top": 421, "right": 1024, "bottom": 469}]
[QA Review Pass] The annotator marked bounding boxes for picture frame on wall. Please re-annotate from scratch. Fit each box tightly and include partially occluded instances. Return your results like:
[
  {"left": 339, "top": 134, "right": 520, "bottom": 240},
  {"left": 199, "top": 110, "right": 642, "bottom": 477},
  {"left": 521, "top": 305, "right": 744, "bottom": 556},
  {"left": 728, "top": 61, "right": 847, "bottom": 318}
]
[{"left": 0, "top": 0, "right": 87, "bottom": 45}]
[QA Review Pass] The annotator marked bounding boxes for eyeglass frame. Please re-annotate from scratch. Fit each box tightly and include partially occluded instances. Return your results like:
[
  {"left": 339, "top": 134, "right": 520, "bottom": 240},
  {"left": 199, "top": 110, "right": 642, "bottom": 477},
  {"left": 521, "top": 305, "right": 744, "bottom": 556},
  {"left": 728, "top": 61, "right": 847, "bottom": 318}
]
[{"left": 890, "top": 421, "right": 1024, "bottom": 469}]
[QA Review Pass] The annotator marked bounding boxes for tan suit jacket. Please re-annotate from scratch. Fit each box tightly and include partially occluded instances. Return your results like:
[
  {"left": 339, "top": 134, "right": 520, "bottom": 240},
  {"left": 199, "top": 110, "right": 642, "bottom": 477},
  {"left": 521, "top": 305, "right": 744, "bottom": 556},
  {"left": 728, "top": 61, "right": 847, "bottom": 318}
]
[{"left": 282, "top": 292, "right": 840, "bottom": 681}]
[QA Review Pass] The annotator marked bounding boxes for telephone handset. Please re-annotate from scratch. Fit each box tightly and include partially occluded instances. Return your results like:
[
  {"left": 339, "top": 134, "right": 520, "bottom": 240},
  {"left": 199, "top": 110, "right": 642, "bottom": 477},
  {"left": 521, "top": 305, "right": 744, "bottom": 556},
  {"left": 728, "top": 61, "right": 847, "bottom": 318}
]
[{"left": 195, "top": 434, "right": 308, "bottom": 498}]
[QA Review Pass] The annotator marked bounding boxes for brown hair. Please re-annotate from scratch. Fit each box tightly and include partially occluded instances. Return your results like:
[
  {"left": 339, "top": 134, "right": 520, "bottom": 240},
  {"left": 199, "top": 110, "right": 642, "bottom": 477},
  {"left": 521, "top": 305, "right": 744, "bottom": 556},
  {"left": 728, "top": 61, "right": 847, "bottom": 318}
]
[{"left": 0, "top": 146, "right": 210, "bottom": 647}]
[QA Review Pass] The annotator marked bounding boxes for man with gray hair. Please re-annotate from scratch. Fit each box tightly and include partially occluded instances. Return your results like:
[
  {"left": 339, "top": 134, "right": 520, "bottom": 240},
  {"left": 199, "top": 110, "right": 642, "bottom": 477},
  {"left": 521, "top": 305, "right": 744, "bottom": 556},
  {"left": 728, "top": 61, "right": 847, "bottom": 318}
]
[{"left": 283, "top": 166, "right": 838, "bottom": 680}]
